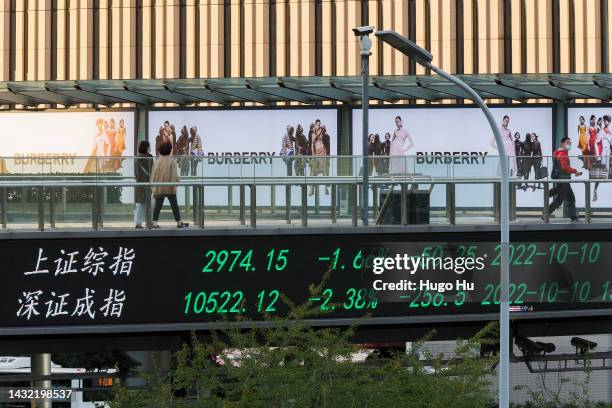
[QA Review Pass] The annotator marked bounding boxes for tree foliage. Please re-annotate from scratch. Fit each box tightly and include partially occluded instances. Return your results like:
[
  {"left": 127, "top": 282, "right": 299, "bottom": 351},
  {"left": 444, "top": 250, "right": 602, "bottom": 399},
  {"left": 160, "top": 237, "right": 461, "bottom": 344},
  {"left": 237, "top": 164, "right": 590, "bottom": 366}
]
[{"left": 107, "top": 297, "right": 498, "bottom": 408}]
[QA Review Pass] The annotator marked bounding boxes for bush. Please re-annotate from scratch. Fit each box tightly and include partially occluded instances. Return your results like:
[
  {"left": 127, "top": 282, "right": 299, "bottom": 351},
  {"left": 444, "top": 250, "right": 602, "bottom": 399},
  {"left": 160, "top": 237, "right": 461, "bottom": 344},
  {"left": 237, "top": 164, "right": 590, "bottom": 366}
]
[{"left": 107, "top": 293, "right": 498, "bottom": 408}]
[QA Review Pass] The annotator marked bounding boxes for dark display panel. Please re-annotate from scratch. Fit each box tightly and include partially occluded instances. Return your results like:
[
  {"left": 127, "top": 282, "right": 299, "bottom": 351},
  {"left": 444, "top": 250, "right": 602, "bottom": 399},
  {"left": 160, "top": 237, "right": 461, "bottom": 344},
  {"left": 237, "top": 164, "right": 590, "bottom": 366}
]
[{"left": 2, "top": 232, "right": 612, "bottom": 332}]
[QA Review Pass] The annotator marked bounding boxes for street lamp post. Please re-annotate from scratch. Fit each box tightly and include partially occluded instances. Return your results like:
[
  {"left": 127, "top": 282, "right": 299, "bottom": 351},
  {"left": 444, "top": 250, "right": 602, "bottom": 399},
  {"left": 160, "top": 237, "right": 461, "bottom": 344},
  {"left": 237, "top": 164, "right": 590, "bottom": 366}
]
[
  {"left": 353, "top": 26, "right": 374, "bottom": 226},
  {"left": 375, "top": 30, "right": 511, "bottom": 408}
]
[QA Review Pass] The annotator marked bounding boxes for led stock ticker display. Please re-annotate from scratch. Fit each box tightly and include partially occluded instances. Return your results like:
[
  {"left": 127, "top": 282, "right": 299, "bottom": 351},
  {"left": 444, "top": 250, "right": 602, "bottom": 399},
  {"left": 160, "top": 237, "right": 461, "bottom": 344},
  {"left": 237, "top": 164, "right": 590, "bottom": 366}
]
[{"left": 2, "top": 234, "right": 612, "bottom": 332}]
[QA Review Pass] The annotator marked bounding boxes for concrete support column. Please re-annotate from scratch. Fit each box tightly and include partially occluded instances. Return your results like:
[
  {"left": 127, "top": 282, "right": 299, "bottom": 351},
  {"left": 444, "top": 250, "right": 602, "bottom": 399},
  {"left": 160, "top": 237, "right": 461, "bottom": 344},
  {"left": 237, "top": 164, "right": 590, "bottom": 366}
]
[
  {"left": 339, "top": 103, "right": 353, "bottom": 218},
  {"left": 31, "top": 353, "right": 51, "bottom": 408},
  {"left": 553, "top": 102, "right": 566, "bottom": 148},
  {"left": 137, "top": 105, "right": 147, "bottom": 143}
]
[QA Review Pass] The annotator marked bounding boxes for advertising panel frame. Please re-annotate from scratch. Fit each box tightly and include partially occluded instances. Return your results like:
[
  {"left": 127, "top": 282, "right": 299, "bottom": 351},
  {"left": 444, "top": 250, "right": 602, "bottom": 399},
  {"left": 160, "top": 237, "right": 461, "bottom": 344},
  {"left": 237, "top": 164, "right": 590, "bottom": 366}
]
[
  {"left": 349, "top": 102, "right": 556, "bottom": 156},
  {"left": 146, "top": 104, "right": 343, "bottom": 157},
  {"left": 564, "top": 103, "right": 612, "bottom": 209},
  {"left": 0, "top": 107, "right": 139, "bottom": 159}
]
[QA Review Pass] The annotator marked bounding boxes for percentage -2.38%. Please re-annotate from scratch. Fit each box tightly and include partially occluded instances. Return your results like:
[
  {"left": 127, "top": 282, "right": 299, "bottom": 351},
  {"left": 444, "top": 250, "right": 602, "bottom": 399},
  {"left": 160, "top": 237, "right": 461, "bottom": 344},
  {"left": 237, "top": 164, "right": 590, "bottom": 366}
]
[{"left": 309, "top": 288, "right": 378, "bottom": 311}]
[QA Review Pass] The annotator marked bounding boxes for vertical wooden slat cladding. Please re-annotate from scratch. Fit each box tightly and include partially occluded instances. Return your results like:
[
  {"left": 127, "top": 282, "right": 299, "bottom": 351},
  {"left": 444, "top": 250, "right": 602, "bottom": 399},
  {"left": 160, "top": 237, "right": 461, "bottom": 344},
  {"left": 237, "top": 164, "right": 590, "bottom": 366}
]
[
  {"left": 559, "top": 0, "right": 569, "bottom": 73},
  {"left": 107, "top": 0, "right": 112, "bottom": 78},
  {"left": 223, "top": 0, "right": 231, "bottom": 77},
  {"left": 273, "top": 0, "right": 283, "bottom": 76},
  {"left": 192, "top": 0, "right": 200, "bottom": 78},
  {"left": 239, "top": 0, "right": 245, "bottom": 78},
  {"left": 504, "top": 0, "right": 512, "bottom": 73},
  {"left": 315, "top": 0, "right": 322, "bottom": 76},
  {"left": 289, "top": 0, "right": 298, "bottom": 76},
  {"left": 14, "top": 0, "right": 23, "bottom": 81},
  {"left": 607, "top": 0, "right": 612, "bottom": 74},
  {"left": 136, "top": 0, "right": 142, "bottom": 79},
  {"left": 0, "top": 0, "right": 608, "bottom": 92},
  {"left": 63, "top": 0, "right": 69, "bottom": 80},
  {"left": 82, "top": 0, "right": 92, "bottom": 79},
  {"left": 127, "top": 0, "right": 136, "bottom": 79},
  {"left": 269, "top": 0, "right": 276, "bottom": 77},
  {"left": 322, "top": 0, "right": 333, "bottom": 76},
  {"left": 93, "top": 0, "right": 99, "bottom": 79},
  {"left": 510, "top": 0, "right": 521, "bottom": 73},
  {"left": 23, "top": 0, "right": 28, "bottom": 80},
  {"left": 520, "top": 0, "right": 526, "bottom": 73},
  {"left": 471, "top": 0, "right": 478, "bottom": 73},
  {"left": 1, "top": 1, "right": 11, "bottom": 81},
  {"left": 456, "top": 0, "right": 464, "bottom": 74},
  {"left": 424, "top": 0, "right": 430, "bottom": 75},
  {"left": 373, "top": 0, "right": 382, "bottom": 75},
  {"left": 601, "top": 0, "right": 609, "bottom": 72},
  {"left": 179, "top": 0, "right": 186, "bottom": 78},
  {"left": 552, "top": 0, "right": 560, "bottom": 73}
]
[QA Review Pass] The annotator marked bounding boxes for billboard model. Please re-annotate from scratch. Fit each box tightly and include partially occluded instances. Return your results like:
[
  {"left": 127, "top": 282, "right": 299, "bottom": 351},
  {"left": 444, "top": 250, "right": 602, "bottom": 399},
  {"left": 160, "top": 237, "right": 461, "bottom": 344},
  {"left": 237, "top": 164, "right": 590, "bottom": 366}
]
[
  {"left": 353, "top": 106, "right": 553, "bottom": 209},
  {"left": 0, "top": 111, "right": 135, "bottom": 174},
  {"left": 566, "top": 107, "right": 612, "bottom": 208}
]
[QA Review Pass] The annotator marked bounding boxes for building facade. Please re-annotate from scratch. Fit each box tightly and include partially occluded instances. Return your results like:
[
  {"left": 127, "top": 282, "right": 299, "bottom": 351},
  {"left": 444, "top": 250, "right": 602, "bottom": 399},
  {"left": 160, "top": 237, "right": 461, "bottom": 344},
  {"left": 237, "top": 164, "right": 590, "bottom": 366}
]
[{"left": 0, "top": 0, "right": 609, "bottom": 83}]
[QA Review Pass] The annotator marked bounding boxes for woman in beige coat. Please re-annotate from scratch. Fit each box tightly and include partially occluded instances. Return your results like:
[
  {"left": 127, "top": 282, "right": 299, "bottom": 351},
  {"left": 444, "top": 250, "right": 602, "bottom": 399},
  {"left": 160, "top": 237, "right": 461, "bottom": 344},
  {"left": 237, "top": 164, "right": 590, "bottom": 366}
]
[{"left": 150, "top": 142, "right": 189, "bottom": 228}]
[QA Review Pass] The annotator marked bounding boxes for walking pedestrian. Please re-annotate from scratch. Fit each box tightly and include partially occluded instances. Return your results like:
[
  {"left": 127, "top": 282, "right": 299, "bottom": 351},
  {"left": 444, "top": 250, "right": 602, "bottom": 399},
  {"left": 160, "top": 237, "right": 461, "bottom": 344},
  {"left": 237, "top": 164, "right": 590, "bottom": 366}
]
[
  {"left": 134, "top": 141, "right": 153, "bottom": 228},
  {"left": 546, "top": 137, "right": 582, "bottom": 222},
  {"left": 150, "top": 142, "right": 189, "bottom": 228}
]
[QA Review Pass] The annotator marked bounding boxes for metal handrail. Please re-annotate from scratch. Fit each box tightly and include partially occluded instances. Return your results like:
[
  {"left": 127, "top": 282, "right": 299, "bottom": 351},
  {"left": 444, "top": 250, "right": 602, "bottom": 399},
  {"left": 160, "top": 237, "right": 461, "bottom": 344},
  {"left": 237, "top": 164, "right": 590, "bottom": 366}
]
[
  {"left": 0, "top": 177, "right": 608, "bottom": 187},
  {"left": 0, "top": 176, "right": 608, "bottom": 232}
]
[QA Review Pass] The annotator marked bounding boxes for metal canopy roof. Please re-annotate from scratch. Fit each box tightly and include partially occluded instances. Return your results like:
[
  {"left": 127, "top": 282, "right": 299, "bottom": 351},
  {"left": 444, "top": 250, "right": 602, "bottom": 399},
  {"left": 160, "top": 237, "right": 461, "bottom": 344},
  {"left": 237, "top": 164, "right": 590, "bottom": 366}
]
[{"left": 1, "top": 73, "right": 611, "bottom": 108}]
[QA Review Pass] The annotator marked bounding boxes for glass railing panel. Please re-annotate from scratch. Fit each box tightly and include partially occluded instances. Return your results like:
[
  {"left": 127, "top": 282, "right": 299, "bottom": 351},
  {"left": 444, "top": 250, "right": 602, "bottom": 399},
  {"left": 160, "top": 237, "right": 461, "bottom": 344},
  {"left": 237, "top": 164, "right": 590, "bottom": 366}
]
[
  {"left": 0, "top": 154, "right": 608, "bottom": 229},
  {"left": 455, "top": 182, "right": 495, "bottom": 224},
  {"left": 0, "top": 157, "right": 43, "bottom": 229},
  {"left": 451, "top": 154, "right": 500, "bottom": 180}
]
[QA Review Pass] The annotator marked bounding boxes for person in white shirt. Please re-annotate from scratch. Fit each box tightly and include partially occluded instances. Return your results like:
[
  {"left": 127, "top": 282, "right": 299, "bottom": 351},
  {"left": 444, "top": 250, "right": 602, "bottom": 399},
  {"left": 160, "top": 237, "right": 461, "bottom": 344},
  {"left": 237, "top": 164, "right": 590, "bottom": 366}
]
[
  {"left": 593, "top": 115, "right": 612, "bottom": 202},
  {"left": 388, "top": 116, "right": 414, "bottom": 174}
]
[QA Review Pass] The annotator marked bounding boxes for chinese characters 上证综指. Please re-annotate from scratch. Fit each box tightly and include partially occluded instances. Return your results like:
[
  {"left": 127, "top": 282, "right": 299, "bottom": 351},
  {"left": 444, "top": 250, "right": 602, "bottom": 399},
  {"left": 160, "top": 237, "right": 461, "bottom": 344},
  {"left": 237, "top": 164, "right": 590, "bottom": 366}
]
[{"left": 24, "top": 247, "right": 136, "bottom": 277}]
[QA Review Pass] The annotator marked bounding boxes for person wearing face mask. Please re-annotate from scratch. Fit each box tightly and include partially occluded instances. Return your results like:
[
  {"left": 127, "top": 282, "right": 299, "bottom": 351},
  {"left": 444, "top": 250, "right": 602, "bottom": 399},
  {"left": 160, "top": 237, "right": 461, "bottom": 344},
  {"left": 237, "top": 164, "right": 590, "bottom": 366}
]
[{"left": 546, "top": 137, "right": 582, "bottom": 222}]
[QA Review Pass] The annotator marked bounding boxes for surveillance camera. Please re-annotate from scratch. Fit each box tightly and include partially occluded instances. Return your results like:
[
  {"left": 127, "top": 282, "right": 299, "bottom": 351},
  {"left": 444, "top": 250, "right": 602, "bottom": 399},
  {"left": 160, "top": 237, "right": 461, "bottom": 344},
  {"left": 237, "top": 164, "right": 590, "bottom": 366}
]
[
  {"left": 515, "top": 336, "right": 545, "bottom": 356},
  {"left": 571, "top": 337, "right": 597, "bottom": 355},
  {"left": 535, "top": 341, "right": 556, "bottom": 354},
  {"left": 352, "top": 26, "right": 375, "bottom": 37}
]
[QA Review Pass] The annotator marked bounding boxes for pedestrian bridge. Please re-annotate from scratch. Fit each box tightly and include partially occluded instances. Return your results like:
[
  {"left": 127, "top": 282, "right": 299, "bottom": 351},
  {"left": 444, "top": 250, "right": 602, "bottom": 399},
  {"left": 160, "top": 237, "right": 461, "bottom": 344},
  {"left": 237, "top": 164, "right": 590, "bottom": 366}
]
[{"left": 0, "top": 154, "right": 608, "bottom": 231}]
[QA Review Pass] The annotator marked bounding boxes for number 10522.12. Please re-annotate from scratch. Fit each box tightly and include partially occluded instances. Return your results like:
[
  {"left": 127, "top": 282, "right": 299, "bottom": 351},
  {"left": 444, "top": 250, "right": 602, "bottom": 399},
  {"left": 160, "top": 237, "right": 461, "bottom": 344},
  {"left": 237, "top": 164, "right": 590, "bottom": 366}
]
[{"left": 184, "top": 290, "right": 280, "bottom": 315}]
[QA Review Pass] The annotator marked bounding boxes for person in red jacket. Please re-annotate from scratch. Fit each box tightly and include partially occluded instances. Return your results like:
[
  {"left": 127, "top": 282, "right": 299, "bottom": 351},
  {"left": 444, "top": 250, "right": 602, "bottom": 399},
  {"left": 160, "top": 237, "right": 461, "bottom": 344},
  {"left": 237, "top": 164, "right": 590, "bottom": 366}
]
[{"left": 547, "top": 137, "right": 582, "bottom": 222}]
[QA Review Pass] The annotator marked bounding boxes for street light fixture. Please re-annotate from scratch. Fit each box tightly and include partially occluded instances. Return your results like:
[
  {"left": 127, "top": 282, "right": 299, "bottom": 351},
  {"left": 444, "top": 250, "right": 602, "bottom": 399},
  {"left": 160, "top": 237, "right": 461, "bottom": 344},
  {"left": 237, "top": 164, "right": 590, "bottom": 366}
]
[
  {"left": 353, "top": 26, "right": 374, "bottom": 226},
  {"left": 375, "top": 29, "right": 511, "bottom": 408}
]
